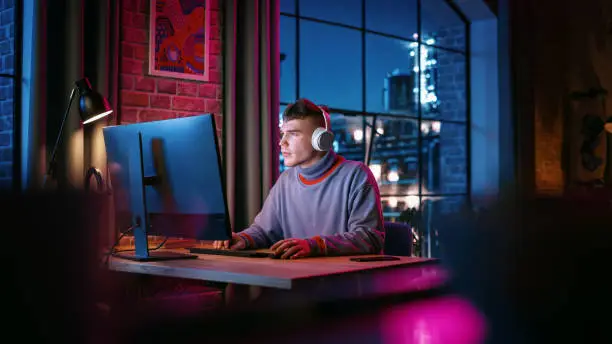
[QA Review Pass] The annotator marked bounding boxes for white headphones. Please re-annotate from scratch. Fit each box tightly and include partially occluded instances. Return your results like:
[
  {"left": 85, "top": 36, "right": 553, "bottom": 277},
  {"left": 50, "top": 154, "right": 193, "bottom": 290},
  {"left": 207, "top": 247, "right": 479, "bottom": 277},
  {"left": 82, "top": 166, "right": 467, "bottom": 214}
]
[{"left": 311, "top": 106, "right": 335, "bottom": 151}]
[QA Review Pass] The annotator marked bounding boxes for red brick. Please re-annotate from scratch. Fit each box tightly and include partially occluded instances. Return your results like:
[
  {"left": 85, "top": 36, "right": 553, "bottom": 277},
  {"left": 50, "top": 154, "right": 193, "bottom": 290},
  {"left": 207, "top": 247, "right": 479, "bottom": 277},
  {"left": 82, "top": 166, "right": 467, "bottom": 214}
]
[
  {"left": 210, "top": 40, "right": 221, "bottom": 55},
  {"left": 120, "top": 75, "right": 134, "bottom": 90},
  {"left": 120, "top": 107, "right": 139, "bottom": 123},
  {"left": 207, "top": 99, "right": 221, "bottom": 113},
  {"left": 150, "top": 95, "right": 171, "bottom": 109},
  {"left": 121, "top": 91, "right": 149, "bottom": 107},
  {"left": 121, "top": 42, "right": 134, "bottom": 58},
  {"left": 138, "top": 0, "right": 147, "bottom": 13},
  {"left": 198, "top": 84, "right": 216, "bottom": 98},
  {"left": 210, "top": 25, "right": 220, "bottom": 40},
  {"left": 121, "top": 58, "right": 144, "bottom": 75},
  {"left": 216, "top": 85, "right": 223, "bottom": 99},
  {"left": 132, "top": 13, "right": 147, "bottom": 28},
  {"left": 134, "top": 45, "right": 148, "bottom": 60},
  {"left": 135, "top": 77, "right": 155, "bottom": 92},
  {"left": 121, "top": 10, "right": 132, "bottom": 27},
  {"left": 173, "top": 96, "right": 206, "bottom": 112},
  {"left": 209, "top": 70, "right": 221, "bottom": 84},
  {"left": 177, "top": 82, "right": 198, "bottom": 96},
  {"left": 209, "top": 54, "right": 220, "bottom": 70},
  {"left": 123, "top": 0, "right": 138, "bottom": 11},
  {"left": 140, "top": 109, "right": 174, "bottom": 122},
  {"left": 210, "top": 10, "right": 219, "bottom": 25},
  {"left": 123, "top": 27, "right": 148, "bottom": 44},
  {"left": 157, "top": 80, "right": 177, "bottom": 94}
]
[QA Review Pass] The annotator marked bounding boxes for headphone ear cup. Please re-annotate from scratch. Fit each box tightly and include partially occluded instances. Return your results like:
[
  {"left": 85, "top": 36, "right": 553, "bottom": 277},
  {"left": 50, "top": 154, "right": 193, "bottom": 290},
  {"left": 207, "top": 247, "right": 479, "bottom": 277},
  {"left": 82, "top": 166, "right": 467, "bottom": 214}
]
[
  {"left": 311, "top": 127, "right": 325, "bottom": 151},
  {"left": 312, "top": 127, "right": 334, "bottom": 151}
]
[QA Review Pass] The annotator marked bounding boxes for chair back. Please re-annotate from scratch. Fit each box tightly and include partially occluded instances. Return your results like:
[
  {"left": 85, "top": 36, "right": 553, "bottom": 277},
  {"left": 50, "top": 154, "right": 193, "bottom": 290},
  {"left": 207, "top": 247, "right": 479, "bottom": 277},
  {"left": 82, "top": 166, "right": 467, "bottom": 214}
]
[{"left": 383, "top": 221, "right": 413, "bottom": 256}]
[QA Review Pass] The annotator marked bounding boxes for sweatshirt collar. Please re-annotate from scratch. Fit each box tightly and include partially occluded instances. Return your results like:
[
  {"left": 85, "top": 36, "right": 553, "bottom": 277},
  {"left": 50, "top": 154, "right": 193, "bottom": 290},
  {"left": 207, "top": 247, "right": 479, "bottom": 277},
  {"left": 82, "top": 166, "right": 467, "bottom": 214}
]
[{"left": 296, "top": 150, "right": 338, "bottom": 181}]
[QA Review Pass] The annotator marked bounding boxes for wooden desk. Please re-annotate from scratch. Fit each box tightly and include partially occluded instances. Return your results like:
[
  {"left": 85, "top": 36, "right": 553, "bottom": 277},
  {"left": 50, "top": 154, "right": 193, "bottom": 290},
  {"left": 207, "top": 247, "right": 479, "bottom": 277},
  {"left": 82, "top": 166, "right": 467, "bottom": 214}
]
[{"left": 108, "top": 249, "right": 447, "bottom": 304}]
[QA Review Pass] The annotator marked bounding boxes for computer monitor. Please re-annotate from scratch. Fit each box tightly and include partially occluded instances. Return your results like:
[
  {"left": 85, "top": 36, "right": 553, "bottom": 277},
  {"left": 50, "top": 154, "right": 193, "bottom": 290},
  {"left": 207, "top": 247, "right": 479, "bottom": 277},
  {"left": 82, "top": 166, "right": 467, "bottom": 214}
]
[{"left": 103, "top": 114, "right": 232, "bottom": 261}]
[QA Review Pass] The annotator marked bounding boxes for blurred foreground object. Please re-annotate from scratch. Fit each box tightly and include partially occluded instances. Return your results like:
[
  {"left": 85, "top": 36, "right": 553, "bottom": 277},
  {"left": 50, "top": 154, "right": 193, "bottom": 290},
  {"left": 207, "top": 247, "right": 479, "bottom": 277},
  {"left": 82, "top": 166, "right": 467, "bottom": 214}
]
[
  {"left": 436, "top": 195, "right": 612, "bottom": 343},
  {"left": 0, "top": 190, "right": 110, "bottom": 343}
]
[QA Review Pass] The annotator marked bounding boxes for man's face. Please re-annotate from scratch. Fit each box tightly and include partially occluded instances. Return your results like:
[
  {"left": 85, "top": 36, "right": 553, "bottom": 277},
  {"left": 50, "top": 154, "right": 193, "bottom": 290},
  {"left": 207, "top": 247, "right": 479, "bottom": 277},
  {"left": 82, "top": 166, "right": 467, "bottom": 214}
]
[{"left": 279, "top": 118, "right": 319, "bottom": 168}]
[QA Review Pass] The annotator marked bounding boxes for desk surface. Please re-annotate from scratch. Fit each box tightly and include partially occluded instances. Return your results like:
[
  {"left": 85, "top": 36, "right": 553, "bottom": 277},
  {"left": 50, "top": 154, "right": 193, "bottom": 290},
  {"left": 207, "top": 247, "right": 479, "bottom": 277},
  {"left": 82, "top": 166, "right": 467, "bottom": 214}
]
[{"left": 108, "top": 249, "right": 439, "bottom": 290}]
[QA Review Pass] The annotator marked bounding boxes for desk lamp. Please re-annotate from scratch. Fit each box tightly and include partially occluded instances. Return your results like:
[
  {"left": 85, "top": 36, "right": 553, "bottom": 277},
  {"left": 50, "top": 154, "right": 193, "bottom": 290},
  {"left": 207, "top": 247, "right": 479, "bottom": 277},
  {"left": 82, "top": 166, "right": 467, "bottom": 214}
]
[
  {"left": 43, "top": 78, "right": 113, "bottom": 188},
  {"left": 605, "top": 117, "right": 612, "bottom": 134}
]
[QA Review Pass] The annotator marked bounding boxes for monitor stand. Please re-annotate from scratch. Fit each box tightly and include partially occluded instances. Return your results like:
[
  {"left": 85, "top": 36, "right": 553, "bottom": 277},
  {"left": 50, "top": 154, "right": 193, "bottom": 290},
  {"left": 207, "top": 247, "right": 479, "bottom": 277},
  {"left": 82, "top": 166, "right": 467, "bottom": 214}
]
[{"left": 113, "top": 132, "right": 197, "bottom": 262}]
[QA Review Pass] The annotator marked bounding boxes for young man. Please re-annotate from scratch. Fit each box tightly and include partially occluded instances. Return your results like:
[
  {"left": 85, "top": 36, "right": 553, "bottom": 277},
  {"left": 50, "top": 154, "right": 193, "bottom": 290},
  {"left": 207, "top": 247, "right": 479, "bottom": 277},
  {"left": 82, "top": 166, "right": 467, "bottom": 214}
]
[{"left": 214, "top": 98, "right": 385, "bottom": 259}]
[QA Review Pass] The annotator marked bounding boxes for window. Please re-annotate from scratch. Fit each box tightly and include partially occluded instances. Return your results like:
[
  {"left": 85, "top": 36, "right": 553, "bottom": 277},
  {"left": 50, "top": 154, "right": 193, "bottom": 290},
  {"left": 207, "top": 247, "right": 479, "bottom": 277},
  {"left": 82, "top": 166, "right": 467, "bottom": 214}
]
[
  {"left": 0, "top": 2, "right": 20, "bottom": 190},
  {"left": 300, "top": 0, "right": 361, "bottom": 27},
  {"left": 299, "top": 21, "right": 362, "bottom": 110},
  {"left": 421, "top": 0, "right": 466, "bottom": 51},
  {"left": 365, "top": 0, "right": 417, "bottom": 38},
  {"left": 365, "top": 33, "right": 418, "bottom": 115},
  {"left": 280, "top": 16, "right": 297, "bottom": 103},
  {"left": 280, "top": 0, "right": 295, "bottom": 14},
  {"left": 279, "top": 0, "right": 469, "bottom": 258}
]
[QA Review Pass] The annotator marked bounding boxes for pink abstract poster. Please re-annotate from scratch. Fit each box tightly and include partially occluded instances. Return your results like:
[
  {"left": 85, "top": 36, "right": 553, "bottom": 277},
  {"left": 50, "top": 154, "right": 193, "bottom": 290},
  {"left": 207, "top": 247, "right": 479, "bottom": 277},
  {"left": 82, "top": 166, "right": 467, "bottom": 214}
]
[{"left": 149, "top": 0, "right": 211, "bottom": 81}]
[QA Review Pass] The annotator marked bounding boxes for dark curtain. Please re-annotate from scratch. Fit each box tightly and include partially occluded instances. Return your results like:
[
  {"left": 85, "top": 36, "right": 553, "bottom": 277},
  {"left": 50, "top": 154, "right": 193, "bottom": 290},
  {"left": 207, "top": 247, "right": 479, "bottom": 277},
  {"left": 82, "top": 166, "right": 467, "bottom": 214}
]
[
  {"left": 223, "top": 0, "right": 280, "bottom": 231},
  {"left": 83, "top": 0, "right": 120, "bottom": 191},
  {"left": 23, "top": 0, "right": 118, "bottom": 248},
  {"left": 26, "top": 0, "right": 117, "bottom": 189}
]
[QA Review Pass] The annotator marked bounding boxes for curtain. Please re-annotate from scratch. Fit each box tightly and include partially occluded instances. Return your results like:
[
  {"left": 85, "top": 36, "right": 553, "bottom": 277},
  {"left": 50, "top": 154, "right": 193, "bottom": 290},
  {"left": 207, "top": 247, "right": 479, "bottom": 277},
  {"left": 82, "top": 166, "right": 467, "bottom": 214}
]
[
  {"left": 83, "top": 0, "right": 119, "bottom": 192},
  {"left": 223, "top": 0, "right": 281, "bottom": 231},
  {"left": 25, "top": 0, "right": 116, "bottom": 190},
  {"left": 23, "top": 0, "right": 117, "bottom": 248}
]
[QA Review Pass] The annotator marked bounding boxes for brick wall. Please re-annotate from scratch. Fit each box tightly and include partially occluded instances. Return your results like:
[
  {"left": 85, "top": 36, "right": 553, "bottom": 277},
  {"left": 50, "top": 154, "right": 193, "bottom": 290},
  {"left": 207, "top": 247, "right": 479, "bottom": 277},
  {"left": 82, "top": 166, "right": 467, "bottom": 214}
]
[
  {"left": 0, "top": 2, "right": 14, "bottom": 189},
  {"left": 435, "top": 26, "right": 468, "bottom": 209},
  {"left": 119, "top": 0, "right": 223, "bottom": 147}
]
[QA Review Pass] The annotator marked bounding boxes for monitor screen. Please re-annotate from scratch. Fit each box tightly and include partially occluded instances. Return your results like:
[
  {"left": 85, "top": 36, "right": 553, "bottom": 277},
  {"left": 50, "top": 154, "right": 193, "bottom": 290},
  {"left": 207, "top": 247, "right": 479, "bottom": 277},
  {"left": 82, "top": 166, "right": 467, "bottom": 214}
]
[{"left": 103, "top": 114, "right": 231, "bottom": 241}]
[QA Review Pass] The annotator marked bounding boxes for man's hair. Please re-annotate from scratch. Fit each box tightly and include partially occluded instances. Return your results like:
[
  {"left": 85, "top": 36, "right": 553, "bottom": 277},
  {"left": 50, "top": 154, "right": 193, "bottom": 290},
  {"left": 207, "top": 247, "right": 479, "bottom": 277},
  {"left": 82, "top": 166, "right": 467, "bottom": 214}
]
[{"left": 282, "top": 98, "right": 329, "bottom": 128}]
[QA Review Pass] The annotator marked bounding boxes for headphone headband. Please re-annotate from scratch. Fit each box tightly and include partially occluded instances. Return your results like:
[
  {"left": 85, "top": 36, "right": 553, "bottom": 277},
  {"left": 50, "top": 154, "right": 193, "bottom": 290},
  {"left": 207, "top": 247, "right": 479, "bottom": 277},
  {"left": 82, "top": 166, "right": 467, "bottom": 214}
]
[
  {"left": 312, "top": 104, "right": 333, "bottom": 152},
  {"left": 318, "top": 106, "right": 330, "bottom": 131}
]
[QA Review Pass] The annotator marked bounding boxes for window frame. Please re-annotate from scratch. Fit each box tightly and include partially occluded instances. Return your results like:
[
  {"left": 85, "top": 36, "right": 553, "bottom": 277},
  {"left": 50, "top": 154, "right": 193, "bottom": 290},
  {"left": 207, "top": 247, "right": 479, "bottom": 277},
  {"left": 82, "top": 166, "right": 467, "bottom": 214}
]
[{"left": 280, "top": 0, "right": 471, "bottom": 257}]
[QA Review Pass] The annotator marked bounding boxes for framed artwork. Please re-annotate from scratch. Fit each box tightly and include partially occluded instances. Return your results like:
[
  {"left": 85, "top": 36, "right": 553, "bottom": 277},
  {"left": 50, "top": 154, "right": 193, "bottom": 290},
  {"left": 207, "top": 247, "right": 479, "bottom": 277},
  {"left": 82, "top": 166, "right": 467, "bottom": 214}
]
[{"left": 148, "top": 0, "right": 211, "bottom": 81}]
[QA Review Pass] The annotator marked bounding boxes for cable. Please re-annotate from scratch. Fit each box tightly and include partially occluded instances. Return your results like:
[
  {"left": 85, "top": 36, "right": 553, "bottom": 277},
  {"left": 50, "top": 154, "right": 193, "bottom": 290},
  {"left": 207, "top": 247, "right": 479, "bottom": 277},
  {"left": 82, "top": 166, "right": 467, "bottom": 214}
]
[
  {"left": 111, "top": 236, "right": 168, "bottom": 254},
  {"left": 102, "top": 225, "right": 135, "bottom": 266},
  {"left": 102, "top": 225, "right": 169, "bottom": 266}
]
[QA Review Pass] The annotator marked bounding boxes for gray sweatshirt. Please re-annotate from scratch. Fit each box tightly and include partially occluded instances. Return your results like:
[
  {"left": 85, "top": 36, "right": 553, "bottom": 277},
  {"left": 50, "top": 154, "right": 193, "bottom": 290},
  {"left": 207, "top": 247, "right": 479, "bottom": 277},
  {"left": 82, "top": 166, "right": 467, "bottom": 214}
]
[{"left": 237, "top": 150, "right": 385, "bottom": 256}]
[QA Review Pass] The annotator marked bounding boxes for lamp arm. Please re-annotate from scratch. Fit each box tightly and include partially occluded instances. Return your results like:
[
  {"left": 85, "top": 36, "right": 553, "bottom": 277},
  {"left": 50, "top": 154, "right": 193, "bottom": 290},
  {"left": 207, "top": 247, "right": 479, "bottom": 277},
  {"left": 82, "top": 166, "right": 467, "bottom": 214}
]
[{"left": 43, "top": 87, "right": 77, "bottom": 187}]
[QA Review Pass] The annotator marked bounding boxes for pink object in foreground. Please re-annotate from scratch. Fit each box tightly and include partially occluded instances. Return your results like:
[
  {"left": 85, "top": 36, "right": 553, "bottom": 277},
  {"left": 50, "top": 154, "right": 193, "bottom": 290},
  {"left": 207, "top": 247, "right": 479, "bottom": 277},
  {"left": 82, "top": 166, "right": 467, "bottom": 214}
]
[{"left": 380, "top": 296, "right": 488, "bottom": 344}]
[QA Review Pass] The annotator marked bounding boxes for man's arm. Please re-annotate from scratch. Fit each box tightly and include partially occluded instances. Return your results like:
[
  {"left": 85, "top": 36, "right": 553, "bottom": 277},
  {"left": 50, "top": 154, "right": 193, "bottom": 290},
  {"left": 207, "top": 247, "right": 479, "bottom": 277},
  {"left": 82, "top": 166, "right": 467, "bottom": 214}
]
[
  {"left": 234, "top": 183, "right": 283, "bottom": 249},
  {"left": 308, "top": 177, "right": 385, "bottom": 256}
]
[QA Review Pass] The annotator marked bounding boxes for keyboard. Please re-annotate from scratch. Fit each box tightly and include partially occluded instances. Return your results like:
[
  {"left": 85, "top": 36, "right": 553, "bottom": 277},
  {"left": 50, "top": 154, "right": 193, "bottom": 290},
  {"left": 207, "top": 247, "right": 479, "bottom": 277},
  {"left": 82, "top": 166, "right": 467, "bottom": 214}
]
[{"left": 188, "top": 247, "right": 274, "bottom": 258}]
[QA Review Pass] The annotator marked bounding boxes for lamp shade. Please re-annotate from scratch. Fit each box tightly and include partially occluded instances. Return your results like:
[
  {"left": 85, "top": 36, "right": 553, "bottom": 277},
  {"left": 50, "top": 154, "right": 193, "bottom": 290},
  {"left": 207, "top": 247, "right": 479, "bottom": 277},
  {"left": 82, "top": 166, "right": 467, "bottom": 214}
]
[
  {"left": 75, "top": 78, "right": 113, "bottom": 124},
  {"left": 605, "top": 117, "right": 612, "bottom": 134}
]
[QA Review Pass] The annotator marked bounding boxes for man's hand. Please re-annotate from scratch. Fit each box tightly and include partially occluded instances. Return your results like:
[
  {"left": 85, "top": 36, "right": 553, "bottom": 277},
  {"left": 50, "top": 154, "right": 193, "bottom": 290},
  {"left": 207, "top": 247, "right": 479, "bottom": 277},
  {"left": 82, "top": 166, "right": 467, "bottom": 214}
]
[
  {"left": 212, "top": 233, "right": 246, "bottom": 250},
  {"left": 270, "top": 238, "right": 312, "bottom": 259}
]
